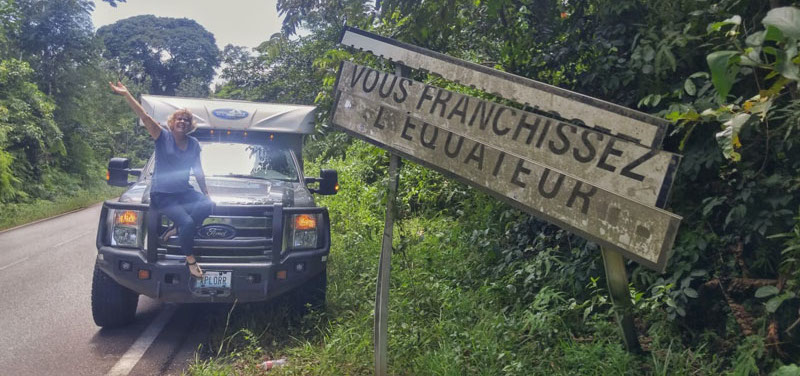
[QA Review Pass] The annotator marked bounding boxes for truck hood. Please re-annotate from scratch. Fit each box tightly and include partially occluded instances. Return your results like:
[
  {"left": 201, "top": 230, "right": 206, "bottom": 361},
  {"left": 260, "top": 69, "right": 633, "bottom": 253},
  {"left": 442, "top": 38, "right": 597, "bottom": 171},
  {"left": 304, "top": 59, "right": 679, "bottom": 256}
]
[{"left": 118, "top": 177, "right": 315, "bottom": 207}]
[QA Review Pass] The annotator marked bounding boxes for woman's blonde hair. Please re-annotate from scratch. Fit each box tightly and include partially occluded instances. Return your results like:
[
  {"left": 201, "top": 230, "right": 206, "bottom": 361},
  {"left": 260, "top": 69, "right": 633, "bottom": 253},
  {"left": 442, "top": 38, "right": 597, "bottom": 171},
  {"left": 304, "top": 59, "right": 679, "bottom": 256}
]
[{"left": 166, "top": 109, "right": 198, "bottom": 133}]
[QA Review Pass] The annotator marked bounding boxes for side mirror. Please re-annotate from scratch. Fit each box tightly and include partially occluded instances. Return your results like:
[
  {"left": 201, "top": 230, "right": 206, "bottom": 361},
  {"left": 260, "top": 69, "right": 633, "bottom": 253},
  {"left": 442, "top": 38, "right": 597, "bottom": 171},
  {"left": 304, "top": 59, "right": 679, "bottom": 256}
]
[
  {"left": 308, "top": 169, "right": 339, "bottom": 195},
  {"left": 107, "top": 158, "right": 132, "bottom": 187},
  {"left": 318, "top": 169, "right": 339, "bottom": 195}
]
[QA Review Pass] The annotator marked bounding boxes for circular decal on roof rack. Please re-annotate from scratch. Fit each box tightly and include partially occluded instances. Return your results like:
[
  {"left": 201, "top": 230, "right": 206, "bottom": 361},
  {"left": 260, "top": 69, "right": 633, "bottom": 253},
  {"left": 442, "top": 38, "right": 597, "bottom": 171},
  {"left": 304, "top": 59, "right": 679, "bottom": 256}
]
[{"left": 212, "top": 108, "right": 249, "bottom": 120}]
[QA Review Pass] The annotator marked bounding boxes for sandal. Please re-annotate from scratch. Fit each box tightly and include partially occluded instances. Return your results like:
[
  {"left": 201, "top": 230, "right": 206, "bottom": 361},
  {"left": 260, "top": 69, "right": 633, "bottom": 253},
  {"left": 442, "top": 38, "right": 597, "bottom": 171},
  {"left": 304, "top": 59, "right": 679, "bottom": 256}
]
[
  {"left": 187, "top": 259, "right": 204, "bottom": 279},
  {"left": 161, "top": 225, "right": 177, "bottom": 242}
]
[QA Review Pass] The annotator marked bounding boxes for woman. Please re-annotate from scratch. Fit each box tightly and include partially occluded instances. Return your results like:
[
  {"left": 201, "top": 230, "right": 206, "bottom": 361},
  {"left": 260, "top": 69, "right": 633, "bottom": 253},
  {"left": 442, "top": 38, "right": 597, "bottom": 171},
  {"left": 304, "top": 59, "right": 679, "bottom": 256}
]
[{"left": 110, "top": 81, "right": 212, "bottom": 279}]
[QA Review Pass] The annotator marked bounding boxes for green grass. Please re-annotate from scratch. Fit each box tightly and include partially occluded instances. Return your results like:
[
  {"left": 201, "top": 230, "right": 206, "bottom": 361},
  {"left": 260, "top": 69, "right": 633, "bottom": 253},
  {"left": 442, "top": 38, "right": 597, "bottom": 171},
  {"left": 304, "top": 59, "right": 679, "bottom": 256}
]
[
  {"left": 0, "top": 184, "right": 124, "bottom": 231},
  {"left": 185, "top": 141, "right": 760, "bottom": 375}
]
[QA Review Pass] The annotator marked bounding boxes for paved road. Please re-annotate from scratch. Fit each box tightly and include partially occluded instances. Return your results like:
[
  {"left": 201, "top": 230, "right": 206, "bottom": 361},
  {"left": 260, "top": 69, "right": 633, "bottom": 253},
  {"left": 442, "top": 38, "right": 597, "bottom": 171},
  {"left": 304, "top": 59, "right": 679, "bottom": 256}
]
[{"left": 0, "top": 204, "right": 213, "bottom": 376}]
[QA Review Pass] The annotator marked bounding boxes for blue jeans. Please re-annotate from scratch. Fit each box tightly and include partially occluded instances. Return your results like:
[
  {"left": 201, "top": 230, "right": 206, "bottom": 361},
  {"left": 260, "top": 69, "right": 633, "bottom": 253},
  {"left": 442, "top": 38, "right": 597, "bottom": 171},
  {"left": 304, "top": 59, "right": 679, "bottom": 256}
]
[{"left": 150, "top": 190, "right": 213, "bottom": 257}]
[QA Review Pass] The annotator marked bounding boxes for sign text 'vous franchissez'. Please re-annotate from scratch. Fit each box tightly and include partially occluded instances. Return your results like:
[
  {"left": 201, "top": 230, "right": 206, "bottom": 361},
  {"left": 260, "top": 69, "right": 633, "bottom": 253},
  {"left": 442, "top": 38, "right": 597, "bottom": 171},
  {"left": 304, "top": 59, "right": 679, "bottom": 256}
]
[{"left": 332, "top": 61, "right": 681, "bottom": 272}]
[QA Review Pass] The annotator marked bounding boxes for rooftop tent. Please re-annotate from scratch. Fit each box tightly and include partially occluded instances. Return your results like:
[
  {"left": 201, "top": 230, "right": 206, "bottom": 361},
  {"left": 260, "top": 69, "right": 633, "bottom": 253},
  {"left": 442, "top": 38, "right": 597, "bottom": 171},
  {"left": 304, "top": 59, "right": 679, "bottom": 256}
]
[{"left": 139, "top": 95, "right": 316, "bottom": 134}]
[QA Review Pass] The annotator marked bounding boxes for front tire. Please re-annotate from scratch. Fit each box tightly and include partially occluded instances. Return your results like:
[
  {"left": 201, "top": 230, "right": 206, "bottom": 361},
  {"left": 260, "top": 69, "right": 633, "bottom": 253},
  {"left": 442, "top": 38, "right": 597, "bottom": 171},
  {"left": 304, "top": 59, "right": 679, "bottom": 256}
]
[
  {"left": 91, "top": 262, "right": 139, "bottom": 328},
  {"left": 292, "top": 269, "right": 327, "bottom": 314}
]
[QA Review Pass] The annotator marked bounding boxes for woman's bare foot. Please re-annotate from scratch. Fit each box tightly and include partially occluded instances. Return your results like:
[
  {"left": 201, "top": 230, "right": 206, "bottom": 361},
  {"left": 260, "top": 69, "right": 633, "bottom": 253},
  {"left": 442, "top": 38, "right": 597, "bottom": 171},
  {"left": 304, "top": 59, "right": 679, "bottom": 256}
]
[{"left": 186, "top": 256, "right": 203, "bottom": 279}]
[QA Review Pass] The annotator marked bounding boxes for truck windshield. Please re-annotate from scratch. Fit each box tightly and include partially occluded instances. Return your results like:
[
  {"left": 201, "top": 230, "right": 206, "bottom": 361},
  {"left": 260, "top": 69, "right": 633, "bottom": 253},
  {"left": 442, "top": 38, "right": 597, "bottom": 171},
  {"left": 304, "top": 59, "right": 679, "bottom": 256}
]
[{"left": 200, "top": 142, "right": 299, "bottom": 182}]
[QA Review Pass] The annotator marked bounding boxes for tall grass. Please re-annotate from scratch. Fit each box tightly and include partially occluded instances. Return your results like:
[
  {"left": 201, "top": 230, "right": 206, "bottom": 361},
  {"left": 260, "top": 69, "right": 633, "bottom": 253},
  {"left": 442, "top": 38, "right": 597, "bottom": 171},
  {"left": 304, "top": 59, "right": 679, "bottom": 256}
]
[
  {"left": 0, "top": 184, "right": 123, "bottom": 231},
  {"left": 186, "top": 141, "right": 742, "bottom": 375}
]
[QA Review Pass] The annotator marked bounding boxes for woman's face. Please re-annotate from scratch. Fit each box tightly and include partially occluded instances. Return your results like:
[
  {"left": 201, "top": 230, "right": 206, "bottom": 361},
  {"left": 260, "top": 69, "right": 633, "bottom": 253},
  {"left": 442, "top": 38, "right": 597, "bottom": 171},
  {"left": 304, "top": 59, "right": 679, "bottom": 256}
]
[{"left": 170, "top": 112, "right": 193, "bottom": 136}]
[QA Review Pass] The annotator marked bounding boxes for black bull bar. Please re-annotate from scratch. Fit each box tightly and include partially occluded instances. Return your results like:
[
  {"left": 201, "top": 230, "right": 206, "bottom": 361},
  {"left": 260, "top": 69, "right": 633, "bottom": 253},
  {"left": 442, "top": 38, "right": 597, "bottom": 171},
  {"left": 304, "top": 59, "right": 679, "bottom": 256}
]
[{"left": 97, "top": 201, "right": 330, "bottom": 263}]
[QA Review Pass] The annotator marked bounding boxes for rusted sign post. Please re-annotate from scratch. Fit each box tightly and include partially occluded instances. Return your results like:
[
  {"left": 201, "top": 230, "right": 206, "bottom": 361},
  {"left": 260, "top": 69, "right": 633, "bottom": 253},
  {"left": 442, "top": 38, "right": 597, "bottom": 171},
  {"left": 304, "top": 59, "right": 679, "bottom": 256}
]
[
  {"left": 602, "top": 248, "right": 642, "bottom": 351},
  {"left": 374, "top": 154, "right": 398, "bottom": 375},
  {"left": 374, "top": 65, "right": 411, "bottom": 375},
  {"left": 334, "top": 28, "right": 682, "bottom": 365}
]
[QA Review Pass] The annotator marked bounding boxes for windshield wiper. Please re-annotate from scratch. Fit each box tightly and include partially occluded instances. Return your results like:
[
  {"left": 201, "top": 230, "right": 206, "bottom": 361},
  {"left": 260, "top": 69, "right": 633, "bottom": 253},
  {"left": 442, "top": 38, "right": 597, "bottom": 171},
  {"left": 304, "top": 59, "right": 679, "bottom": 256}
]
[
  {"left": 213, "top": 174, "right": 269, "bottom": 180},
  {"left": 212, "top": 174, "right": 298, "bottom": 182}
]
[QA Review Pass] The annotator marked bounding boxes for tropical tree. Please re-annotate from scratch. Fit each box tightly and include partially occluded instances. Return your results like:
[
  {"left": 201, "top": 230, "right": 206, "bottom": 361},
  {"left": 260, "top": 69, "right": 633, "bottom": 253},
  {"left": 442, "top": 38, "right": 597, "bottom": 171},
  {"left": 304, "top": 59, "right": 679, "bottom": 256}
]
[
  {"left": 97, "top": 15, "right": 220, "bottom": 97},
  {"left": 14, "top": 0, "right": 97, "bottom": 96},
  {"left": 0, "top": 58, "right": 61, "bottom": 201},
  {"left": 216, "top": 34, "right": 330, "bottom": 105}
]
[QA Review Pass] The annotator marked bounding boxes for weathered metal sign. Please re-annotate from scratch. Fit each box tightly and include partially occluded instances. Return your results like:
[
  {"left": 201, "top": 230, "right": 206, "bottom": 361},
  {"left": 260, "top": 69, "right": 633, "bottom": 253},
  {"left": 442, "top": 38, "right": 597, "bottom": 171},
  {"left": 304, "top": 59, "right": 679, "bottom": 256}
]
[
  {"left": 332, "top": 90, "right": 681, "bottom": 272},
  {"left": 337, "top": 62, "right": 681, "bottom": 208},
  {"left": 340, "top": 27, "right": 669, "bottom": 149}
]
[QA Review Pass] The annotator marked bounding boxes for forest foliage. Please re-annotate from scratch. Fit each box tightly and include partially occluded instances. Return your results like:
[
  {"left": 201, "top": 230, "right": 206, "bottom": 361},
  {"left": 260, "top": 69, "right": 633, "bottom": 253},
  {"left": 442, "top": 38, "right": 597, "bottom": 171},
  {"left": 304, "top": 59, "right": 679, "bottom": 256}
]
[
  {"left": 206, "top": 0, "right": 800, "bottom": 373},
  {"left": 0, "top": 0, "right": 218, "bottom": 225}
]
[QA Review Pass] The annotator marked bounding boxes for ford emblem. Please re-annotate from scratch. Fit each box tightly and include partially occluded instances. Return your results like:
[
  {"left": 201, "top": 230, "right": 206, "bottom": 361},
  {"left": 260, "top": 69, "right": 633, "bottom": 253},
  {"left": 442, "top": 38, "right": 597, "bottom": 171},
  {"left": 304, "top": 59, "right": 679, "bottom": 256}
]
[
  {"left": 212, "top": 108, "right": 249, "bottom": 120},
  {"left": 197, "top": 224, "right": 236, "bottom": 239}
]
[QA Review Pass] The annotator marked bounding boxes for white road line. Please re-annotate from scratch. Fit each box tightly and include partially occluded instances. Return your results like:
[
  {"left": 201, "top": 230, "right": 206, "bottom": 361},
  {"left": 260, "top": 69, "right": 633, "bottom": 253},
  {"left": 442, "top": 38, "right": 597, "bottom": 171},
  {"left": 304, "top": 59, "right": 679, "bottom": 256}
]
[
  {"left": 0, "top": 257, "right": 30, "bottom": 271},
  {"left": 106, "top": 304, "right": 178, "bottom": 376}
]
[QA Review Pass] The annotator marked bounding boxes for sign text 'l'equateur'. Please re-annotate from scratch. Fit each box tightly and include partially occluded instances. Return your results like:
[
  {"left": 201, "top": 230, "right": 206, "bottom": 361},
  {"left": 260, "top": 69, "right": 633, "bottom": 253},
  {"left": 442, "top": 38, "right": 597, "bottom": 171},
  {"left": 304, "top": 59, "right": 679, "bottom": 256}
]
[
  {"left": 336, "top": 62, "right": 681, "bottom": 208},
  {"left": 332, "top": 90, "right": 681, "bottom": 271}
]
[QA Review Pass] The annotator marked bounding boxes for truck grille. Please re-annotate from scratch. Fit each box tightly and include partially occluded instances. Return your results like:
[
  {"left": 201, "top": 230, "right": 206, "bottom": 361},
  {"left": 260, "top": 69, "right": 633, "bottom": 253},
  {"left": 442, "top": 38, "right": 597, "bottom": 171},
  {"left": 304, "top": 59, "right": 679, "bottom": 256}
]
[{"left": 158, "top": 215, "right": 274, "bottom": 262}]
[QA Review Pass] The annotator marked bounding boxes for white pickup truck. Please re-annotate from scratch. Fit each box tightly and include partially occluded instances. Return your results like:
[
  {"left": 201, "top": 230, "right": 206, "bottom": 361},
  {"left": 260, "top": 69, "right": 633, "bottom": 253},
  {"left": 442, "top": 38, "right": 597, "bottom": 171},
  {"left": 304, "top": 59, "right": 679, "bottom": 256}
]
[{"left": 92, "top": 95, "right": 338, "bottom": 327}]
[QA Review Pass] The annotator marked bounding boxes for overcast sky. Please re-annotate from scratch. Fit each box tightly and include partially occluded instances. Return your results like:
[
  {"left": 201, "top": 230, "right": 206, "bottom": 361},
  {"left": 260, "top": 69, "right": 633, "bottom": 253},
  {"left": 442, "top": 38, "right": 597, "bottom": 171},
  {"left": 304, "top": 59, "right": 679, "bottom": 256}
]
[{"left": 91, "top": 0, "right": 284, "bottom": 50}]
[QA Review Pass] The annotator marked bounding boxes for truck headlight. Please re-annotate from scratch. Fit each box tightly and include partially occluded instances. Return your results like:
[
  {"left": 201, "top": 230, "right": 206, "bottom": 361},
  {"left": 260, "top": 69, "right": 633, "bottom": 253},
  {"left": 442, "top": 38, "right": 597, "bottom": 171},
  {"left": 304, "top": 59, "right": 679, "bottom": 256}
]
[
  {"left": 108, "top": 209, "right": 142, "bottom": 248},
  {"left": 290, "top": 214, "right": 318, "bottom": 249}
]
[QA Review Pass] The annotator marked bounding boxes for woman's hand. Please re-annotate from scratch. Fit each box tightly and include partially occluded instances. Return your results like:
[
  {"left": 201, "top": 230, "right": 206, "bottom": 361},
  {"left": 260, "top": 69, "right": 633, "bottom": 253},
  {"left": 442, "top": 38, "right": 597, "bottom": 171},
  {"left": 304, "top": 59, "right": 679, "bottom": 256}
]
[
  {"left": 109, "top": 81, "right": 129, "bottom": 96},
  {"left": 109, "top": 80, "right": 161, "bottom": 139}
]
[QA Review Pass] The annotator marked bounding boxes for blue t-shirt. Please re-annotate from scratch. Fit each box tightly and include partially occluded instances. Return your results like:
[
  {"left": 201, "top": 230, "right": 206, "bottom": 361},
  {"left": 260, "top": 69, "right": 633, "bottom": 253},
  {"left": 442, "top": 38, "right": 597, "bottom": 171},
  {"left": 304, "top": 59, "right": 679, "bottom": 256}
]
[{"left": 151, "top": 128, "right": 201, "bottom": 194}]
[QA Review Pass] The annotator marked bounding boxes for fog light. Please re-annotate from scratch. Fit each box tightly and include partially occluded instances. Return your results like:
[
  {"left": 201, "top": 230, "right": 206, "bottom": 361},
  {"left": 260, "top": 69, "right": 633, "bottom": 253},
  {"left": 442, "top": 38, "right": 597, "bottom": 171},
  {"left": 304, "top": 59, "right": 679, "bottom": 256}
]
[
  {"left": 138, "top": 269, "right": 151, "bottom": 280},
  {"left": 119, "top": 261, "right": 132, "bottom": 271},
  {"left": 295, "top": 263, "right": 305, "bottom": 272},
  {"left": 276, "top": 270, "right": 287, "bottom": 280}
]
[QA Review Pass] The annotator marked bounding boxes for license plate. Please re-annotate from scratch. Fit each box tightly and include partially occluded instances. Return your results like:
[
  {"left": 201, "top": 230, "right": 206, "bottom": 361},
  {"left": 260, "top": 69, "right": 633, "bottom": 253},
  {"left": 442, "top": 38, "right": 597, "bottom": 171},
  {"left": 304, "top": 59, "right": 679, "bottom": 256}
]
[{"left": 194, "top": 271, "right": 232, "bottom": 289}]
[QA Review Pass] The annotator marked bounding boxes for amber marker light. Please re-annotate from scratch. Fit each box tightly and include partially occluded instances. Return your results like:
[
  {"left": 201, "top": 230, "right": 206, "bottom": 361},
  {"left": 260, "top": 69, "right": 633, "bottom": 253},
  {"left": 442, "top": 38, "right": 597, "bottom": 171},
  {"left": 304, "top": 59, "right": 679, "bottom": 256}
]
[
  {"left": 269, "top": 133, "right": 274, "bottom": 141},
  {"left": 334, "top": 183, "right": 340, "bottom": 192},
  {"left": 138, "top": 269, "right": 151, "bottom": 280},
  {"left": 115, "top": 210, "right": 139, "bottom": 225},
  {"left": 226, "top": 130, "right": 231, "bottom": 135},
  {"left": 276, "top": 270, "right": 287, "bottom": 280},
  {"left": 210, "top": 129, "right": 215, "bottom": 135},
  {"left": 106, "top": 170, "right": 110, "bottom": 181},
  {"left": 294, "top": 214, "right": 317, "bottom": 230}
]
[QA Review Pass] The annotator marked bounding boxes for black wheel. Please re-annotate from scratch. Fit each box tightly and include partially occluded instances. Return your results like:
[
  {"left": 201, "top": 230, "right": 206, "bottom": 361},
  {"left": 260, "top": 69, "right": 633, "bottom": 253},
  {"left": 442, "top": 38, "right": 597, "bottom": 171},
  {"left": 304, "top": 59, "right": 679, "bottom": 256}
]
[
  {"left": 291, "top": 269, "right": 327, "bottom": 314},
  {"left": 91, "top": 262, "right": 139, "bottom": 328}
]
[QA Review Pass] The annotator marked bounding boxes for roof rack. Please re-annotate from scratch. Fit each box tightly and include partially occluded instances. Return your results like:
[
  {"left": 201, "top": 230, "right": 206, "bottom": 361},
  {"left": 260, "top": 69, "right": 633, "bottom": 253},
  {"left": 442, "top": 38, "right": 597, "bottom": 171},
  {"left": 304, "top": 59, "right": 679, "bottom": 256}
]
[{"left": 140, "top": 95, "right": 317, "bottom": 135}]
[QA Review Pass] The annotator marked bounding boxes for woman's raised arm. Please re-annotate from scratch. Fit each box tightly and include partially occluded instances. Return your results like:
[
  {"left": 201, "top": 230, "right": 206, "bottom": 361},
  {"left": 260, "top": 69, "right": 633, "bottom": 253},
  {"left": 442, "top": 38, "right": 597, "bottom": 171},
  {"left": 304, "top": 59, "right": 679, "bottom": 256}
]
[{"left": 109, "top": 81, "right": 163, "bottom": 140}]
